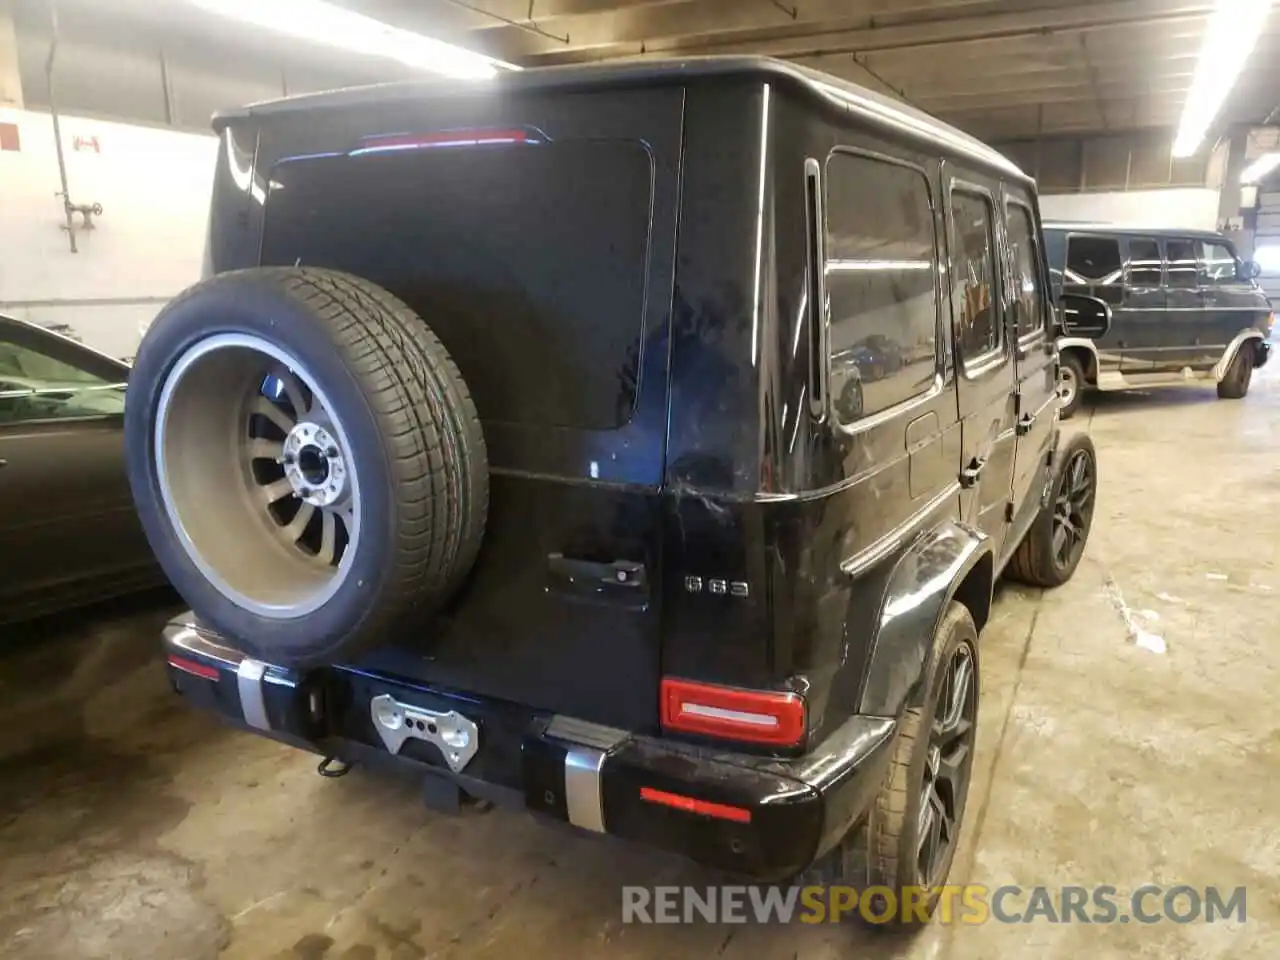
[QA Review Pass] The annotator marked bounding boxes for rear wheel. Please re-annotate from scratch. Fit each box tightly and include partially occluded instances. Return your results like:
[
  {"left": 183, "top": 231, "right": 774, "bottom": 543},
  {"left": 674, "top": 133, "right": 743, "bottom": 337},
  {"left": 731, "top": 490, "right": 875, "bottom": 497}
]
[
  {"left": 1006, "top": 433, "right": 1097, "bottom": 588},
  {"left": 126, "top": 267, "right": 488, "bottom": 667},
  {"left": 804, "top": 602, "right": 979, "bottom": 928},
  {"left": 1217, "top": 342, "right": 1254, "bottom": 399},
  {"left": 1057, "top": 351, "right": 1085, "bottom": 419}
]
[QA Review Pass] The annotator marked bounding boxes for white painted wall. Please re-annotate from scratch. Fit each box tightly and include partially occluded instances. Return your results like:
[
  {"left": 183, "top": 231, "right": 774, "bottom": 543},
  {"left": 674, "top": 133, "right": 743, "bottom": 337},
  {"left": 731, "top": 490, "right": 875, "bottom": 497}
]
[
  {"left": 1038, "top": 187, "right": 1222, "bottom": 232},
  {"left": 0, "top": 106, "right": 216, "bottom": 358}
]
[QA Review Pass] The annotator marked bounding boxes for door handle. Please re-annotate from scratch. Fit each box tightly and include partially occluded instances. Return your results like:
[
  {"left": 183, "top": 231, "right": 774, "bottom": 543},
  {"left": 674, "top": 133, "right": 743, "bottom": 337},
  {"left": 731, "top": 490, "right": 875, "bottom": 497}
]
[
  {"left": 1016, "top": 412, "right": 1036, "bottom": 436},
  {"left": 0, "top": 459, "right": 7, "bottom": 468},
  {"left": 959, "top": 456, "right": 987, "bottom": 489},
  {"left": 547, "top": 553, "right": 646, "bottom": 589}
]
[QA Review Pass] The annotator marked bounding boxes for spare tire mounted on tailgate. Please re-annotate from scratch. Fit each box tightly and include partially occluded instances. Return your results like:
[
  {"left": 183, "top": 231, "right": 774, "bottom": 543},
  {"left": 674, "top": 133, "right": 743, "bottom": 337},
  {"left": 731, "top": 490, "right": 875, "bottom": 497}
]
[{"left": 126, "top": 267, "right": 488, "bottom": 667}]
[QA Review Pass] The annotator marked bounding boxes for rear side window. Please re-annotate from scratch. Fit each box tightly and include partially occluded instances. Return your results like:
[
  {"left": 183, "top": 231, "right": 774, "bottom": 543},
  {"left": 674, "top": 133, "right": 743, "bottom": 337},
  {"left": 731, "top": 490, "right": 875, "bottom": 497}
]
[
  {"left": 1065, "top": 235, "right": 1123, "bottom": 305},
  {"left": 1125, "top": 238, "right": 1162, "bottom": 287},
  {"left": 824, "top": 152, "right": 938, "bottom": 422},
  {"left": 950, "top": 191, "right": 1001, "bottom": 365},
  {"left": 1200, "top": 241, "right": 1238, "bottom": 283},
  {"left": 1005, "top": 203, "right": 1045, "bottom": 339},
  {"left": 261, "top": 140, "right": 653, "bottom": 431},
  {"left": 1165, "top": 239, "right": 1199, "bottom": 289}
]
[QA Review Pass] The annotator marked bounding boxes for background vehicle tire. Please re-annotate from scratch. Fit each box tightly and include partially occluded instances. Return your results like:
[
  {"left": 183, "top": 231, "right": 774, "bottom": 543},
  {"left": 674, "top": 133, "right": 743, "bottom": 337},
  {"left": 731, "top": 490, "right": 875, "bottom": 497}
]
[
  {"left": 805, "top": 602, "right": 980, "bottom": 927},
  {"left": 1217, "top": 343, "right": 1254, "bottom": 400},
  {"left": 1005, "top": 432, "right": 1096, "bottom": 588},
  {"left": 126, "top": 267, "right": 488, "bottom": 667},
  {"left": 1057, "top": 352, "right": 1085, "bottom": 419}
]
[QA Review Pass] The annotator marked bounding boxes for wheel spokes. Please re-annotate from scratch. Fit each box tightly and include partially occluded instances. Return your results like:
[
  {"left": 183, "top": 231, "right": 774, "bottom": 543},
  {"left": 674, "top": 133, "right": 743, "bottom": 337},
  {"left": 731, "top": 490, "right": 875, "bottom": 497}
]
[
  {"left": 251, "top": 396, "right": 295, "bottom": 435},
  {"left": 937, "top": 654, "right": 973, "bottom": 739},
  {"left": 263, "top": 478, "right": 294, "bottom": 503},
  {"left": 283, "top": 502, "right": 315, "bottom": 543},
  {"left": 275, "top": 368, "right": 311, "bottom": 421},
  {"left": 248, "top": 439, "right": 284, "bottom": 462},
  {"left": 318, "top": 510, "right": 337, "bottom": 566}
]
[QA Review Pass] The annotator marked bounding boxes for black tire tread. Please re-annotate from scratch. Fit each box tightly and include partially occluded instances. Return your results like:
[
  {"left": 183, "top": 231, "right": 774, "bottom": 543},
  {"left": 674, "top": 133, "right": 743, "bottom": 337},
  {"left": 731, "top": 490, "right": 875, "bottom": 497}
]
[
  {"left": 141, "top": 266, "right": 487, "bottom": 663},
  {"left": 1005, "top": 510, "right": 1055, "bottom": 586},
  {"left": 1217, "top": 343, "right": 1253, "bottom": 400},
  {"left": 1005, "top": 432, "right": 1096, "bottom": 589},
  {"left": 866, "top": 602, "right": 974, "bottom": 896}
]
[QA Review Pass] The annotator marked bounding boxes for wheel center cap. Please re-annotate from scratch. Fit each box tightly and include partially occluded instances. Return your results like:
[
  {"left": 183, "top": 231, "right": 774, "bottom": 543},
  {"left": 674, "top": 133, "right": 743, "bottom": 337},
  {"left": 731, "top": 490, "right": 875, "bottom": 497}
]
[{"left": 282, "top": 422, "right": 347, "bottom": 507}]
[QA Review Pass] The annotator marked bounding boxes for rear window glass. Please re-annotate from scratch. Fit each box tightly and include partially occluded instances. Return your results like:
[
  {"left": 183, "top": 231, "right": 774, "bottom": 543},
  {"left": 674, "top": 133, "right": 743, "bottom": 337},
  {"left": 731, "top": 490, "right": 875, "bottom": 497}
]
[{"left": 261, "top": 140, "right": 654, "bottom": 431}]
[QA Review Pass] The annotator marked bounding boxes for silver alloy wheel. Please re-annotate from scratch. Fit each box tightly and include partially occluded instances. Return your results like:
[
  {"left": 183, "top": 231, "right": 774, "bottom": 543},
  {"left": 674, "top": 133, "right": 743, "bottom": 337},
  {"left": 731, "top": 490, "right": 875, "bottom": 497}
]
[
  {"left": 154, "top": 333, "right": 361, "bottom": 618},
  {"left": 1057, "top": 363, "right": 1078, "bottom": 408}
]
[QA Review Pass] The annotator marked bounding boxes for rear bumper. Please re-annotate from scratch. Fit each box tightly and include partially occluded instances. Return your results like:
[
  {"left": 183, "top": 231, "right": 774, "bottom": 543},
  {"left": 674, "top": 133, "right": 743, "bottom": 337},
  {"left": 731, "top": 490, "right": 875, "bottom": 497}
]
[{"left": 164, "top": 616, "right": 896, "bottom": 880}]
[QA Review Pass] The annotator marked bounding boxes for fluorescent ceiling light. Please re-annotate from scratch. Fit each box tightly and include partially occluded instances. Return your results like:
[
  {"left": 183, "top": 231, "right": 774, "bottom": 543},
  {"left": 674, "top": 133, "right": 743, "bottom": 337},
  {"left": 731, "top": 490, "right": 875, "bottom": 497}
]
[
  {"left": 1241, "top": 152, "right": 1280, "bottom": 183},
  {"left": 1172, "top": 0, "right": 1272, "bottom": 158},
  {"left": 190, "top": 0, "right": 519, "bottom": 80}
]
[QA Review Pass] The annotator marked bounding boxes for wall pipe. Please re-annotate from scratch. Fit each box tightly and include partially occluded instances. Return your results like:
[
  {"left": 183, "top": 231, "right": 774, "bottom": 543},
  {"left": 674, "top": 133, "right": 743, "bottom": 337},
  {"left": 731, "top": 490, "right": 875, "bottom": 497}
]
[{"left": 45, "top": 0, "right": 78, "bottom": 253}]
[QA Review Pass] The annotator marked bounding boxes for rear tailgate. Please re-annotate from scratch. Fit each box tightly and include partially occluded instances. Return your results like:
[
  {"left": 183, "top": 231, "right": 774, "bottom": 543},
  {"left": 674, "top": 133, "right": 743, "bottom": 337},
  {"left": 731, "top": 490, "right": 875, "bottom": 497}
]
[{"left": 251, "top": 85, "right": 683, "bottom": 731}]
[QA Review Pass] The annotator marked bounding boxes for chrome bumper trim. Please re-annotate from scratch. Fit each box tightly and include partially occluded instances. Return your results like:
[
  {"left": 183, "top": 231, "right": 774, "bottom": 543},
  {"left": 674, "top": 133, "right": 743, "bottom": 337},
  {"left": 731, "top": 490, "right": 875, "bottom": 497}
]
[
  {"left": 546, "top": 716, "right": 629, "bottom": 834},
  {"left": 164, "top": 617, "right": 271, "bottom": 732}
]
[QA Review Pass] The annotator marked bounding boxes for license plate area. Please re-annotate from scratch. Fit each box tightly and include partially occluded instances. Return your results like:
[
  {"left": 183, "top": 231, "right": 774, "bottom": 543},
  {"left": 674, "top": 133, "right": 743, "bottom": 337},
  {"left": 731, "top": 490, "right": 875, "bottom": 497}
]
[{"left": 370, "top": 693, "right": 480, "bottom": 773}]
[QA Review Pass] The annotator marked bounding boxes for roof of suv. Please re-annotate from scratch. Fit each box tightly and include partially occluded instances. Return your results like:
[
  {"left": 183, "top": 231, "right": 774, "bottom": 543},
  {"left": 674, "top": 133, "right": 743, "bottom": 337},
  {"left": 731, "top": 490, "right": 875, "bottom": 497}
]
[
  {"left": 214, "top": 55, "right": 1028, "bottom": 186},
  {"left": 1042, "top": 221, "right": 1230, "bottom": 242}
]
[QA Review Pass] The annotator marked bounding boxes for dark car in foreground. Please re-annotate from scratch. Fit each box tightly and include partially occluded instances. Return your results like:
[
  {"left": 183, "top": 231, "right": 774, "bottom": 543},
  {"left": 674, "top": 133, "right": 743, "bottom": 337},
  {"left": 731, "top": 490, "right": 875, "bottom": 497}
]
[
  {"left": 1042, "top": 222, "right": 1273, "bottom": 417},
  {"left": 124, "top": 57, "right": 1101, "bottom": 925},
  {"left": 0, "top": 315, "right": 157, "bottom": 621}
]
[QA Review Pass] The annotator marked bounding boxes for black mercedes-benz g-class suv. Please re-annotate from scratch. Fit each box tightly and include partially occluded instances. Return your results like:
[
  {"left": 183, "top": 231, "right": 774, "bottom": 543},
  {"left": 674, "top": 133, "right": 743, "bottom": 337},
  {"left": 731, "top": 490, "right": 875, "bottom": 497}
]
[
  {"left": 126, "top": 57, "right": 1100, "bottom": 921},
  {"left": 1043, "top": 222, "right": 1273, "bottom": 417}
]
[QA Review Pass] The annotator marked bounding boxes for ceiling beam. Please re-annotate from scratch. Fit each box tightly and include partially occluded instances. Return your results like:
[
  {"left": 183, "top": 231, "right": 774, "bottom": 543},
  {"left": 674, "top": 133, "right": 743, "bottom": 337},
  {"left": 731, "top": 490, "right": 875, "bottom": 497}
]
[{"left": 508, "top": 0, "right": 1216, "bottom": 63}]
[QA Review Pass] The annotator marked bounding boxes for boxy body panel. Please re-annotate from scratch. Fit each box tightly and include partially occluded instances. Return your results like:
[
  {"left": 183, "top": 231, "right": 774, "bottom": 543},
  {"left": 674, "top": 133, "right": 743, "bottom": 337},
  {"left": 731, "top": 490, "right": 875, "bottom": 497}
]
[{"left": 203, "top": 59, "right": 1049, "bottom": 752}]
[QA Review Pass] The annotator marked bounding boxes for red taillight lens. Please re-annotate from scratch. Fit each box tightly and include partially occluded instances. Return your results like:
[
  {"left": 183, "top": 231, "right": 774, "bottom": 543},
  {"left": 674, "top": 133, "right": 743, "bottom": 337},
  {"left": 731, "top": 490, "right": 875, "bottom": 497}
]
[
  {"left": 639, "top": 786, "right": 752, "bottom": 823},
  {"left": 660, "top": 678, "right": 805, "bottom": 746},
  {"left": 167, "top": 655, "right": 220, "bottom": 681}
]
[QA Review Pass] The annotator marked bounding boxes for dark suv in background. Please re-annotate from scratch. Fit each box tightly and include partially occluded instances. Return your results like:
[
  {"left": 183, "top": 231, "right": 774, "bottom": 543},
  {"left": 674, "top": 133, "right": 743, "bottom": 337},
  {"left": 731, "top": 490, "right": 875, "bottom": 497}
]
[
  {"left": 124, "top": 57, "right": 1102, "bottom": 924},
  {"left": 1043, "top": 222, "right": 1273, "bottom": 417}
]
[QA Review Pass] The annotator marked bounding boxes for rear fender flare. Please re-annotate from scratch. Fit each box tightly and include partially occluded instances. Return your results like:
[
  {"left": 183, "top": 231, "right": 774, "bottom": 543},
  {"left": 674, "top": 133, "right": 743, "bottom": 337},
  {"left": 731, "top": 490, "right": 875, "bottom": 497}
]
[
  {"left": 856, "top": 521, "right": 994, "bottom": 718},
  {"left": 1213, "top": 329, "right": 1265, "bottom": 381}
]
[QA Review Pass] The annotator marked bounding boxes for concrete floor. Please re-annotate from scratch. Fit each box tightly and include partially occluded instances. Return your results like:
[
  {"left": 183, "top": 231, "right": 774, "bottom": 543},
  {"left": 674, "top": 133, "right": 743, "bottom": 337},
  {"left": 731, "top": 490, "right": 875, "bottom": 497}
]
[{"left": 3, "top": 372, "right": 1280, "bottom": 960}]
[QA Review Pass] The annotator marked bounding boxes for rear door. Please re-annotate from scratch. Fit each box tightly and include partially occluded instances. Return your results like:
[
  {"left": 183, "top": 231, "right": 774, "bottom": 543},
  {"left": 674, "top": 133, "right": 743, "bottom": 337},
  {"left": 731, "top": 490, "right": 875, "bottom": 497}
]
[
  {"left": 1153, "top": 237, "right": 1207, "bottom": 370},
  {"left": 0, "top": 319, "right": 138, "bottom": 608},
  {"left": 255, "top": 87, "right": 683, "bottom": 731},
  {"left": 1003, "top": 191, "right": 1056, "bottom": 541},
  {"left": 1118, "top": 235, "right": 1168, "bottom": 373},
  {"left": 947, "top": 175, "right": 1017, "bottom": 556}
]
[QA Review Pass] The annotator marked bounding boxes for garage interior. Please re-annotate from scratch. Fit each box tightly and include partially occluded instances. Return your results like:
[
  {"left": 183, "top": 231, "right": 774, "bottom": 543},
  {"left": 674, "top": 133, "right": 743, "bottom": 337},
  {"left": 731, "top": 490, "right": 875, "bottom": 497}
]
[{"left": 2, "top": 1, "right": 1279, "bottom": 958}]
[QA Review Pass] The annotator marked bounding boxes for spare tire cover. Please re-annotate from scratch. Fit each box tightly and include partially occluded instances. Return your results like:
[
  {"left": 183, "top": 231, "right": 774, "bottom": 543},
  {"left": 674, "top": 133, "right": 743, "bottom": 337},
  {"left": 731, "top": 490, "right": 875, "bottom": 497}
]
[{"left": 126, "top": 267, "right": 488, "bottom": 667}]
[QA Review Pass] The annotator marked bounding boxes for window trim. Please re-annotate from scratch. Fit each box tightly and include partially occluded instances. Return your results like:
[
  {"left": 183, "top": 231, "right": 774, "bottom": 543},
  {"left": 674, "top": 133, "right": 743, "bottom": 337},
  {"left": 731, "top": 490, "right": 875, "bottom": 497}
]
[
  {"left": 1061, "top": 232, "right": 1125, "bottom": 288},
  {"left": 1161, "top": 236, "right": 1201, "bottom": 291},
  {"left": 805, "top": 157, "right": 828, "bottom": 421},
  {"left": 0, "top": 317, "right": 129, "bottom": 426},
  {"left": 1198, "top": 238, "right": 1242, "bottom": 286},
  {"left": 947, "top": 178, "right": 1006, "bottom": 377},
  {"left": 820, "top": 145, "right": 946, "bottom": 432},
  {"left": 1122, "top": 235, "right": 1165, "bottom": 290},
  {"left": 1003, "top": 195, "right": 1049, "bottom": 345}
]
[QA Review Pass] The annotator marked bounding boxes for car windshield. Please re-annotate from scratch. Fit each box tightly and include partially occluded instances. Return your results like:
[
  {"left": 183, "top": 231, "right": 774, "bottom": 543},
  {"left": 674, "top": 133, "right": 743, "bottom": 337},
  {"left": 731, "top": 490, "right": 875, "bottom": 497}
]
[{"left": 0, "top": 328, "right": 128, "bottom": 420}]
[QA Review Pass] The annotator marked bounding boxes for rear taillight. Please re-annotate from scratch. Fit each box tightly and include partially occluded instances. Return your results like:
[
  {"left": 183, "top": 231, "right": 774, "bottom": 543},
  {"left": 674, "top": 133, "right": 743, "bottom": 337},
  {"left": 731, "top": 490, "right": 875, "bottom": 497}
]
[
  {"left": 660, "top": 678, "right": 805, "bottom": 746},
  {"left": 639, "top": 786, "right": 752, "bottom": 823},
  {"left": 167, "top": 655, "right": 220, "bottom": 681}
]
